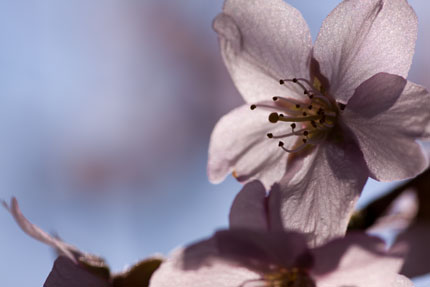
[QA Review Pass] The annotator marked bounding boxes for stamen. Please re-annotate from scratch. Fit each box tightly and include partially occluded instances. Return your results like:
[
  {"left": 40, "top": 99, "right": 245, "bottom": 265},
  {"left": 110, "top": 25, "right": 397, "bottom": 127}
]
[
  {"left": 277, "top": 115, "right": 320, "bottom": 123},
  {"left": 267, "top": 128, "right": 307, "bottom": 139},
  {"left": 279, "top": 141, "right": 308, "bottom": 153},
  {"left": 311, "top": 94, "right": 332, "bottom": 107},
  {"left": 338, "top": 103, "right": 346, "bottom": 110},
  {"left": 250, "top": 103, "right": 294, "bottom": 112},
  {"left": 282, "top": 79, "right": 309, "bottom": 95},
  {"left": 272, "top": 96, "right": 305, "bottom": 109}
]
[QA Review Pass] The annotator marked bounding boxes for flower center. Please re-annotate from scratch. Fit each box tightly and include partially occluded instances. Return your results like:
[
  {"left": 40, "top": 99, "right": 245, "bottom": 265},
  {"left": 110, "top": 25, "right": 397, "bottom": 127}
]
[
  {"left": 241, "top": 267, "right": 316, "bottom": 287},
  {"left": 251, "top": 78, "right": 344, "bottom": 153}
]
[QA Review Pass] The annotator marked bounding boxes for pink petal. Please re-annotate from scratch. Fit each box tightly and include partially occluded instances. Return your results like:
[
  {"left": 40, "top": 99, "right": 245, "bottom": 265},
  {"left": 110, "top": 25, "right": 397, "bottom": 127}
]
[
  {"left": 278, "top": 140, "right": 368, "bottom": 247},
  {"left": 343, "top": 73, "right": 430, "bottom": 181},
  {"left": 229, "top": 180, "right": 269, "bottom": 231},
  {"left": 2, "top": 197, "right": 79, "bottom": 263},
  {"left": 213, "top": 0, "right": 312, "bottom": 104},
  {"left": 313, "top": 0, "right": 417, "bottom": 103},
  {"left": 313, "top": 233, "right": 412, "bottom": 287},
  {"left": 150, "top": 244, "right": 258, "bottom": 287},
  {"left": 207, "top": 105, "right": 294, "bottom": 188},
  {"left": 44, "top": 256, "right": 111, "bottom": 287}
]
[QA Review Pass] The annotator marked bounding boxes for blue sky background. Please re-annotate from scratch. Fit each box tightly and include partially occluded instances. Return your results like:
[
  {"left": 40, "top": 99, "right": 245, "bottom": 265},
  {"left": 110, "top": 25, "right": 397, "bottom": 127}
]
[{"left": 0, "top": 1, "right": 428, "bottom": 286}]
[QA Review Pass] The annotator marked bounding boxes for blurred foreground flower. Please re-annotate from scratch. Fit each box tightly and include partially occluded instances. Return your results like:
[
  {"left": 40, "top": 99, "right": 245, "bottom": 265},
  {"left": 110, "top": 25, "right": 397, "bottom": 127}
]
[
  {"left": 208, "top": 0, "right": 430, "bottom": 246},
  {"left": 150, "top": 230, "right": 411, "bottom": 287},
  {"left": 150, "top": 181, "right": 412, "bottom": 286},
  {"left": 2, "top": 198, "right": 162, "bottom": 287}
]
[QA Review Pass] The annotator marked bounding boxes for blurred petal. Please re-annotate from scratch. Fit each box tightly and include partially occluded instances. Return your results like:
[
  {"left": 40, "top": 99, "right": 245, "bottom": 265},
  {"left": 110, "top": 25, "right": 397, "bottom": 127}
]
[
  {"left": 208, "top": 105, "right": 293, "bottom": 188},
  {"left": 2, "top": 198, "right": 78, "bottom": 263},
  {"left": 150, "top": 244, "right": 258, "bottom": 287},
  {"left": 213, "top": 0, "right": 312, "bottom": 103},
  {"left": 278, "top": 139, "right": 368, "bottom": 247},
  {"left": 398, "top": 223, "right": 430, "bottom": 277},
  {"left": 213, "top": 230, "right": 312, "bottom": 272},
  {"left": 229, "top": 181, "right": 269, "bottom": 231},
  {"left": 368, "top": 189, "right": 418, "bottom": 236},
  {"left": 44, "top": 256, "right": 110, "bottom": 287},
  {"left": 343, "top": 73, "right": 430, "bottom": 181},
  {"left": 313, "top": 233, "right": 411, "bottom": 287},
  {"left": 313, "top": 0, "right": 417, "bottom": 103}
]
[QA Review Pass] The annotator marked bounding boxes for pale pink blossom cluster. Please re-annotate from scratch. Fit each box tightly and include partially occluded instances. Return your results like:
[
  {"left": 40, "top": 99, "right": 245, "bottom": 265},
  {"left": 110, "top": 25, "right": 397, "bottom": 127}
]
[{"left": 4, "top": 0, "right": 430, "bottom": 286}]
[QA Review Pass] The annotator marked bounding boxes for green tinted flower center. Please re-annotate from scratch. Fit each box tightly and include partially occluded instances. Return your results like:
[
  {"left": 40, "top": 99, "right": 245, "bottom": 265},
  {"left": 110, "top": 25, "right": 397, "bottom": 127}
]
[{"left": 251, "top": 77, "right": 343, "bottom": 153}]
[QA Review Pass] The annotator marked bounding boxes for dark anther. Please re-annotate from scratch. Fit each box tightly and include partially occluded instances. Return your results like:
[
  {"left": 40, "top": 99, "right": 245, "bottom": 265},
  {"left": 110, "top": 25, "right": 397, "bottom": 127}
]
[
  {"left": 304, "top": 91, "right": 308, "bottom": 95},
  {"left": 291, "top": 123, "right": 296, "bottom": 129},
  {"left": 278, "top": 141, "right": 284, "bottom": 147},
  {"left": 267, "top": 133, "right": 273, "bottom": 138},
  {"left": 311, "top": 120, "right": 317, "bottom": 128},
  {"left": 338, "top": 103, "right": 346, "bottom": 110},
  {"left": 308, "top": 94, "right": 314, "bottom": 99},
  {"left": 269, "top": 113, "right": 279, "bottom": 123},
  {"left": 303, "top": 131, "right": 309, "bottom": 136},
  {"left": 317, "top": 108, "right": 323, "bottom": 115},
  {"left": 308, "top": 105, "right": 313, "bottom": 110},
  {"left": 272, "top": 97, "right": 278, "bottom": 101},
  {"left": 302, "top": 138, "right": 307, "bottom": 143},
  {"left": 293, "top": 78, "right": 298, "bottom": 83},
  {"left": 302, "top": 112, "right": 307, "bottom": 116},
  {"left": 250, "top": 105, "right": 256, "bottom": 110},
  {"left": 319, "top": 118, "right": 325, "bottom": 124},
  {"left": 295, "top": 104, "right": 301, "bottom": 108},
  {"left": 279, "top": 79, "right": 285, "bottom": 85},
  {"left": 279, "top": 114, "right": 284, "bottom": 117}
]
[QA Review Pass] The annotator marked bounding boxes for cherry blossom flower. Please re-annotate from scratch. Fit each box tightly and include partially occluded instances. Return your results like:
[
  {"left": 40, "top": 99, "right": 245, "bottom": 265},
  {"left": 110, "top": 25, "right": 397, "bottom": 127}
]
[
  {"left": 208, "top": 0, "right": 430, "bottom": 246},
  {"left": 150, "top": 229, "right": 412, "bottom": 287}
]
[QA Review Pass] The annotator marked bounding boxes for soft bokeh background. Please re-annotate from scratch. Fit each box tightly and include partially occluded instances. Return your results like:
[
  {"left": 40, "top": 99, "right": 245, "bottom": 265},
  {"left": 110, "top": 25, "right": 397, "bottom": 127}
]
[{"left": 0, "top": 1, "right": 428, "bottom": 286}]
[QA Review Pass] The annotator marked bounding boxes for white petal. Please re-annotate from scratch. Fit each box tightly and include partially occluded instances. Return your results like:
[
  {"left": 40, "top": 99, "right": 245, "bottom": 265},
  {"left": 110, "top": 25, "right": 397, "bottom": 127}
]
[
  {"left": 229, "top": 181, "right": 269, "bottom": 231},
  {"left": 208, "top": 105, "right": 294, "bottom": 188},
  {"left": 314, "top": 234, "right": 412, "bottom": 287},
  {"left": 313, "top": 0, "right": 417, "bottom": 103},
  {"left": 278, "top": 140, "right": 368, "bottom": 247},
  {"left": 343, "top": 74, "right": 430, "bottom": 181},
  {"left": 213, "top": 0, "right": 312, "bottom": 103},
  {"left": 150, "top": 245, "right": 258, "bottom": 287}
]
